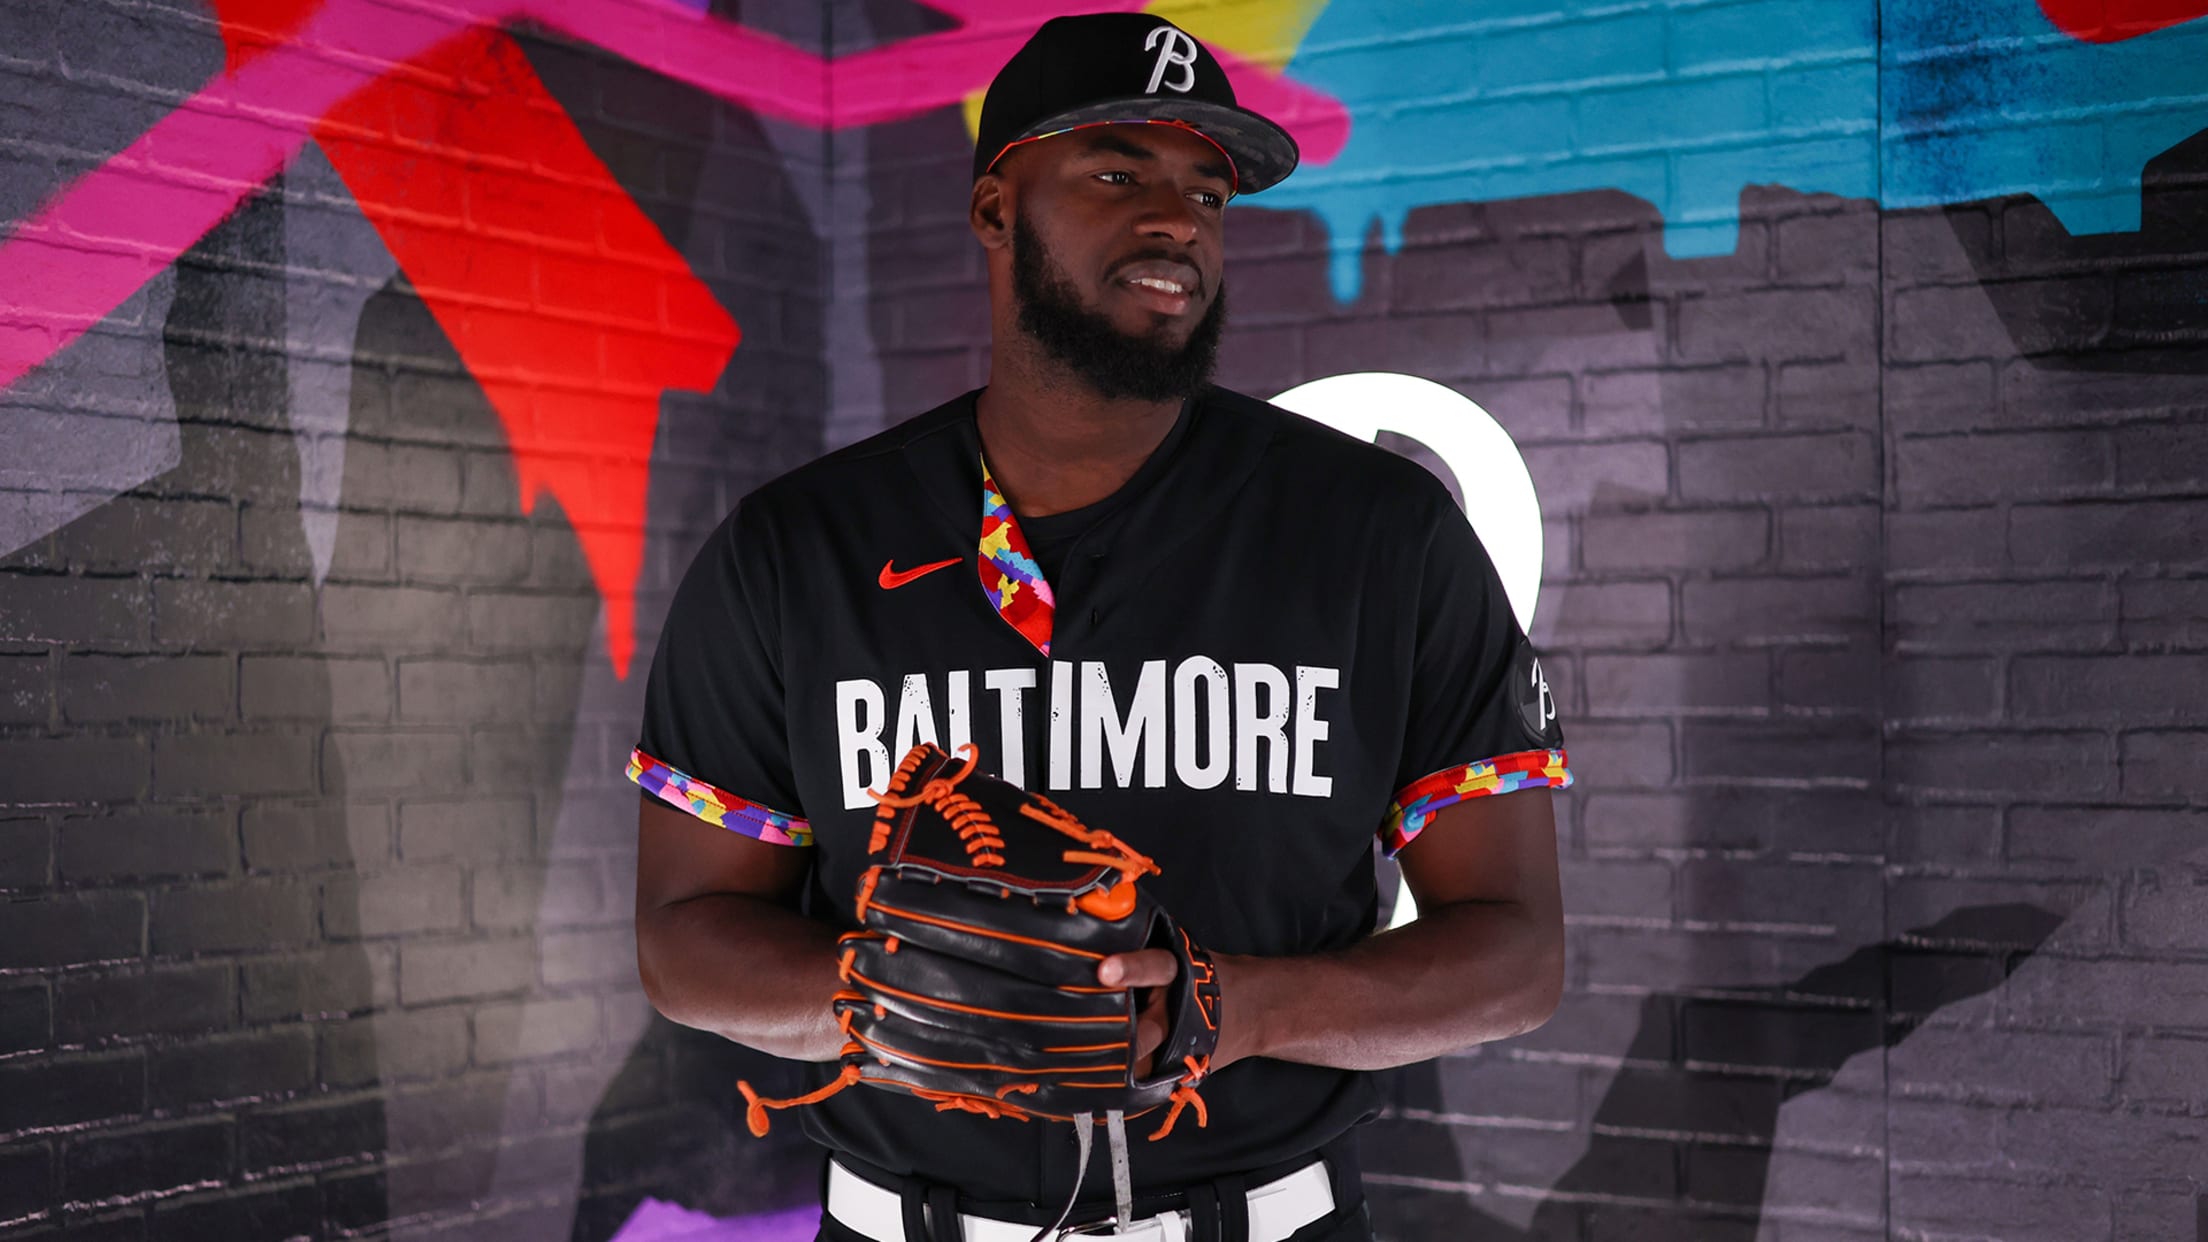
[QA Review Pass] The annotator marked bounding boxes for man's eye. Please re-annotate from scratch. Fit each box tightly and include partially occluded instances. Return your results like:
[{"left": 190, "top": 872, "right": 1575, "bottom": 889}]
[
  {"left": 1097, "top": 171, "right": 1134, "bottom": 186},
  {"left": 1191, "top": 191, "right": 1225, "bottom": 209}
]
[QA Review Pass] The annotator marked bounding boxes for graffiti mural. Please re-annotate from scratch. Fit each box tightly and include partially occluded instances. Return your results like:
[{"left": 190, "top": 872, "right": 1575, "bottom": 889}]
[{"left": 2, "top": 0, "right": 2204, "bottom": 1238}]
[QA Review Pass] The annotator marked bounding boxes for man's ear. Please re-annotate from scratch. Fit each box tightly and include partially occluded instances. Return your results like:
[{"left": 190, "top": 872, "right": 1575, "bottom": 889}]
[{"left": 971, "top": 175, "right": 1012, "bottom": 251}]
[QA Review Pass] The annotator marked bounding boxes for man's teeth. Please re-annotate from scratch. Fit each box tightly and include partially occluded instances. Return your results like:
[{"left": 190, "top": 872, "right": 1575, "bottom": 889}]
[{"left": 1130, "top": 277, "right": 1187, "bottom": 294}]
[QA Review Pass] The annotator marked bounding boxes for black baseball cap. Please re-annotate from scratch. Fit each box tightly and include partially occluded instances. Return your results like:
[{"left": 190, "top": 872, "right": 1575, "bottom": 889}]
[{"left": 972, "top": 13, "right": 1301, "bottom": 196}]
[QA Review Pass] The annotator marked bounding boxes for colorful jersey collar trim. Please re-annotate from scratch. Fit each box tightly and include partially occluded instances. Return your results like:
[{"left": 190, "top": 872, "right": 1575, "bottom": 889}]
[{"left": 977, "top": 457, "right": 1055, "bottom": 655}]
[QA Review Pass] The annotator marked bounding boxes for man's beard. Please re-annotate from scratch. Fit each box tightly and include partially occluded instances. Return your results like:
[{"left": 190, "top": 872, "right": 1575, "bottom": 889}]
[{"left": 1011, "top": 214, "right": 1227, "bottom": 403}]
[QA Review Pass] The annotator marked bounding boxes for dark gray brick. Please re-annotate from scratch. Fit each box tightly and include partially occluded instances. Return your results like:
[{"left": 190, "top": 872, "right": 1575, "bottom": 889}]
[
  {"left": 53, "top": 496, "right": 234, "bottom": 576},
  {"left": 238, "top": 503, "right": 391, "bottom": 578},
  {"left": 236, "top": 1094, "right": 386, "bottom": 1175},
  {"left": 396, "top": 797, "right": 534, "bottom": 862},
  {"left": 1776, "top": 210, "right": 1877, "bottom": 283},
  {"left": 149, "top": 1028, "right": 315, "bottom": 1109},
  {"left": 0, "top": 980, "right": 49, "bottom": 1056},
  {"left": 149, "top": 1180, "right": 322, "bottom": 1242},
  {"left": 1390, "top": 236, "right": 1576, "bottom": 311},
  {"left": 473, "top": 862, "right": 604, "bottom": 930},
  {"left": 0, "top": 892, "right": 142, "bottom": 969},
  {"left": 398, "top": 936, "right": 534, "bottom": 1004},
  {"left": 1885, "top": 359, "right": 1997, "bottom": 433},
  {"left": 2012, "top": 654, "right": 2208, "bottom": 723},
  {"left": 240, "top": 799, "right": 391, "bottom": 872},
  {"left": 1770, "top": 649, "right": 1877, "bottom": 719},
  {"left": 2006, "top": 957, "right": 2208, "bottom": 1027},
  {"left": 1682, "top": 716, "right": 1879, "bottom": 784},
  {"left": 1682, "top": 575, "right": 1873, "bottom": 643},
  {"left": 1583, "top": 651, "right": 1769, "bottom": 714},
  {"left": 1678, "top": 287, "right": 1875, "bottom": 363},
  {"left": 0, "top": 1052, "right": 143, "bottom": 1136},
  {"left": 1583, "top": 509, "right": 1769, "bottom": 572},
  {"left": 0, "top": 736, "right": 150, "bottom": 804},
  {"left": 1560, "top": 720, "right": 1672, "bottom": 786},
  {"left": 0, "top": 1140, "right": 53, "bottom": 1224},
  {"left": 1890, "top": 730, "right": 2114, "bottom": 798},
  {"left": 2012, "top": 500, "right": 2208, "bottom": 571},
  {"left": 1486, "top": 301, "right": 1665, "bottom": 375},
  {"left": 57, "top": 808, "right": 235, "bottom": 882},
  {"left": 347, "top": 441, "right": 463, "bottom": 513},
  {"left": 394, "top": 516, "right": 532, "bottom": 585},
  {"left": 317, "top": 584, "right": 465, "bottom": 650},
  {"left": 0, "top": 816, "right": 51, "bottom": 888},
  {"left": 1586, "top": 788, "right": 1882, "bottom": 855},
  {"left": 55, "top": 964, "right": 233, "bottom": 1042},
  {"left": 1679, "top": 858, "right": 1880, "bottom": 937},
  {"left": 1522, "top": 441, "right": 1669, "bottom": 514},
  {"left": 2112, "top": 420, "right": 2208, "bottom": 494},
  {"left": 0, "top": 652, "right": 52, "bottom": 723},
  {"left": 1682, "top": 998, "right": 1881, "bottom": 1074},
  {"left": 1889, "top": 581, "right": 2116, "bottom": 652},
  {"left": 1891, "top": 278, "right": 2112, "bottom": 361},
  {"left": 239, "top": 654, "right": 391, "bottom": 722},
  {"left": 1778, "top": 504, "right": 1877, "bottom": 571},
  {"left": 1533, "top": 581, "right": 1672, "bottom": 649},
  {"left": 152, "top": 579, "right": 316, "bottom": 647},
  {"left": 1884, "top": 508, "right": 2008, "bottom": 575},
  {"left": 321, "top": 866, "right": 463, "bottom": 939},
  {"left": 1777, "top": 359, "right": 1880, "bottom": 429},
  {"left": 1888, "top": 804, "right": 2002, "bottom": 865},
  {"left": 2120, "top": 729, "right": 2208, "bottom": 800},
  {"left": 1583, "top": 365, "right": 1766, "bottom": 436},
  {"left": 463, "top": 592, "right": 596, "bottom": 654},
  {"left": 472, "top": 995, "right": 600, "bottom": 1065},
  {"left": 318, "top": 1007, "right": 469, "bottom": 1087},
  {"left": 2009, "top": 805, "right": 2204, "bottom": 871},
  {"left": 153, "top": 730, "right": 315, "bottom": 799},
  {"left": 0, "top": 576, "right": 150, "bottom": 644},
  {"left": 1304, "top": 313, "right": 1483, "bottom": 386},
  {"left": 1907, "top": 431, "right": 2112, "bottom": 512},
  {"left": 541, "top": 926, "right": 634, "bottom": 988},
  {"left": 2119, "top": 579, "right": 2208, "bottom": 649},
  {"left": 2120, "top": 1035, "right": 2208, "bottom": 1105},
  {"left": 240, "top": 945, "right": 395, "bottom": 1022},
  {"left": 395, "top": 658, "right": 533, "bottom": 724},
  {"left": 1679, "top": 432, "right": 1877, "bottom": 503},
  {"left": 61, "top": 1118, "right": 231, "bottom": 1203},
  {"left": 151, "top": 879, "right": 316, "bottom": 954},
  {"left": 321, "top": 729, "right": 466, "bottom": 794},
  {"left": 1889, "top": 656, "right": 2001, "bottom": 722}
]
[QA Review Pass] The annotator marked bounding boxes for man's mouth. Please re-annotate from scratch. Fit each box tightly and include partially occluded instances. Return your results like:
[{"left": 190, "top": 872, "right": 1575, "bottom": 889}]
[{"left": 1115, "top": 260, "right": 1202, "bottom": 316}]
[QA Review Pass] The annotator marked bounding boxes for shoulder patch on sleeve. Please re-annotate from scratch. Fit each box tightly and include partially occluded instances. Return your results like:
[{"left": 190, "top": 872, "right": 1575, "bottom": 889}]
[{"left": 1514, "top": 644, "right": 1562, "bottom": 747}]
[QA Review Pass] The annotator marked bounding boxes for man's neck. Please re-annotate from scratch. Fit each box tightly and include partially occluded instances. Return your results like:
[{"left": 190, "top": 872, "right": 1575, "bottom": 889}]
[{"left": 974, "top": 347, "right": 1187, "bottom": 520}]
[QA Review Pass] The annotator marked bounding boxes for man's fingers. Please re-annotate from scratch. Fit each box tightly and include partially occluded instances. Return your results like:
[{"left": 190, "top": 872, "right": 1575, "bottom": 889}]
[{"left": 1097, "top": 948, "right": 1179, "bottom": 988}]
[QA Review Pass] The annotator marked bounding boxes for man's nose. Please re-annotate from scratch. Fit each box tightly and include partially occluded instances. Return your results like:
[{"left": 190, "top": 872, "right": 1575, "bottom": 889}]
[{"left": 1134, "top": 186, "right": 1200, "bottom": 245}]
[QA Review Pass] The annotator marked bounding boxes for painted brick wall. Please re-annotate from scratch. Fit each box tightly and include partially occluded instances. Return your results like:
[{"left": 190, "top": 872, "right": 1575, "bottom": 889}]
[{"left": 3, "top": 2, "right": 2206, "bottom": 1240}]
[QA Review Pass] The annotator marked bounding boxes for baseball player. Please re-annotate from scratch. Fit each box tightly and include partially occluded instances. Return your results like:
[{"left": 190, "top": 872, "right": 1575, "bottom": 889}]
[{"left": 629, "top": 13, "right": 1571, "bottom": 1242}]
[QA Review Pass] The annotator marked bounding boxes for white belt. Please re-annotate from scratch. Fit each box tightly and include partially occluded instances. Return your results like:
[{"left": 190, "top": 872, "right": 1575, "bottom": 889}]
[{"left": 824, "top": 1156, "right": 1334, "bottom": 1242}]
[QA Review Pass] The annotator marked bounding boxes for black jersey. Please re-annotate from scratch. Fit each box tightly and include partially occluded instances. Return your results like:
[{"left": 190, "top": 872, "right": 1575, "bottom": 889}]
[{"left": 631, "top": 385, "right": 1570, "bottom": 1203}]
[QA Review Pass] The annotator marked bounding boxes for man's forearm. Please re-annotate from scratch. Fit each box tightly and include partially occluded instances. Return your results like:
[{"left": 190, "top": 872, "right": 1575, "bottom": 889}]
[
  {"left": 636, "top": 893, "right": 848, "bottom": 1062},
  {"left": 1216, "top": 899, "right": 1563, "bottom": 1072}
]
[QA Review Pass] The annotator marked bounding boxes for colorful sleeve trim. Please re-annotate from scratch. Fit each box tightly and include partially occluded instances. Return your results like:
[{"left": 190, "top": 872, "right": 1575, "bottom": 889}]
[
  {"left": 628, "top": 749, "right": 812, "bottom": 847},
  {"left": 1380, "top": 749, "right": 1572, "bottom": 856}
]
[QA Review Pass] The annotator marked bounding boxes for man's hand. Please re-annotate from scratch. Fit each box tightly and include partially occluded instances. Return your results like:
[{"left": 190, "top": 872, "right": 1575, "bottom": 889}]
[{"left": 1099, "top": 949, "right": 1255, "bottom": 1076}]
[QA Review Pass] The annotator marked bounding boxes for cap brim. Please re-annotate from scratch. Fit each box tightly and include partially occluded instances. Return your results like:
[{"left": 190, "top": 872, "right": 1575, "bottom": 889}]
[{"left": 1000, "top": 96, "right": 1301, "bottom": 195}]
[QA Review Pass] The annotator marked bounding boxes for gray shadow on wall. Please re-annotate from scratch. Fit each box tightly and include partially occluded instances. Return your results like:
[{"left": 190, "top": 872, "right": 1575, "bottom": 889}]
[{"left": 1368, "top": 904, "right": 2062, "bottom": 1242}]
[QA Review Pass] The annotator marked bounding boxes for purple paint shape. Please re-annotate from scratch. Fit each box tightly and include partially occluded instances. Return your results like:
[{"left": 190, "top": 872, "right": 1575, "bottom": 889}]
[{"left": 609, "top": 1198, "right": 819, "bottom": 1242}]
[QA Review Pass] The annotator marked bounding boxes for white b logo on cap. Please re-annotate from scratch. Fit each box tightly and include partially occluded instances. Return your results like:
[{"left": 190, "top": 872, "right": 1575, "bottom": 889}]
[{"left": 1143, "top": 25, "right": 1199, "bottom": 94}]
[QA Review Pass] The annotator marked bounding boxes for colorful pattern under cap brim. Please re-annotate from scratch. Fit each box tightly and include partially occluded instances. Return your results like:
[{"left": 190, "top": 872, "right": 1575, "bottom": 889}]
[
  {"left": 629, "top": 748, "right": 812, "bottom": 847},
  {"left": 976, "top": 457, "right": 1055, "bottom": 655},
  {"left": 984, "top": 118, "right": 1241, "bottom": 196},
  {"left": 1381, "top": 749, "right": 1573, "bottom": 856}
]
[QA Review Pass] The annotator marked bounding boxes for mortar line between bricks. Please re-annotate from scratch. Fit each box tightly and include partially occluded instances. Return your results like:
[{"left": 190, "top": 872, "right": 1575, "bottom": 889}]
[{"left": 1875, "top": 4, "right": 1894, "bottom": 1236}]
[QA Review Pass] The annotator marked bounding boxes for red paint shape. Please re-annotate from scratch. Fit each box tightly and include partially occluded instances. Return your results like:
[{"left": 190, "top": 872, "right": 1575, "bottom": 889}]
[
  {"left": 316, "top": 28, "right": 740, "bottom": 678},
  {"left": 2037, "top": 0, "right": 2208, "bottom": 41},
  {"left": 209, "top": 0, "right": 320, "bottom": 70}
]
